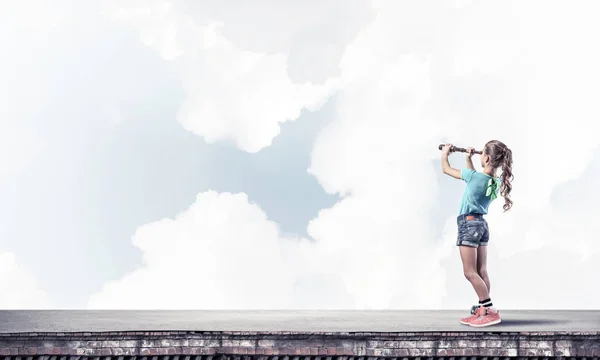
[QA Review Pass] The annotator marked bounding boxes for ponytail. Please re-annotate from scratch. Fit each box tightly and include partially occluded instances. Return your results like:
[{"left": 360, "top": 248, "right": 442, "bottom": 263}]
[
  {"left": 484, "top": 140, "right": 514, "bottom": 212},
  {"left": 499, "top": 148, "right": 513, "bottom": 212}
]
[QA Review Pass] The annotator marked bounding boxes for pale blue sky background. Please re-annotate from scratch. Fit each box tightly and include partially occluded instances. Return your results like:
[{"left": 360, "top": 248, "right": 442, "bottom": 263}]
[
  {"left": 0, "top": 41, "right": 341, "bottom": 310},
  {"left": 0, "top": 8, "right": 339, "bottom": 307},
  {"left": 2, "top": 0, "right": 599, "bottom": 310}
]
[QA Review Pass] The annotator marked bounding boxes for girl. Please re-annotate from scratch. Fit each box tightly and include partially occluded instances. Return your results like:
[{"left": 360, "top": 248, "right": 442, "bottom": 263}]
[{"left": 441, "top": 140, "right": 513, "bottom": 328}]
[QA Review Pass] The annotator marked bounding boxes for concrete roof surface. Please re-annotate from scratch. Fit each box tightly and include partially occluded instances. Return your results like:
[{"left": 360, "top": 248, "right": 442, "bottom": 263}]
[{"left": 1, "top": 310, "right": 599, "bottom": 333}]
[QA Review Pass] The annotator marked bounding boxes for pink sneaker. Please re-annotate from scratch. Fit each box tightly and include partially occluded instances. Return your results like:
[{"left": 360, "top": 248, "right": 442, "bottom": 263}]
[
  {"left": 460, "top": 305, "right": 483, "bottom": 325},
  {"left": 468, "top": 306, "right": 501, "bottom": 327}
]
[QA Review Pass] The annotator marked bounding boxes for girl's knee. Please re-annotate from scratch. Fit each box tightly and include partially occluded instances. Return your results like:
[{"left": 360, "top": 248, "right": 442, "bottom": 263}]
[
  {"left": 477, "top": 267, "right": 488, "bottom": 277},
  {"left": 463, "top": 271, "right": 479, "bottom": 281}
]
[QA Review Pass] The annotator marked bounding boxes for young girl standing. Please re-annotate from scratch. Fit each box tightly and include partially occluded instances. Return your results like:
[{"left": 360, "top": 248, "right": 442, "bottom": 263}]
[{"left": 441, "top": 140, "right": 514, "bottom": 328}]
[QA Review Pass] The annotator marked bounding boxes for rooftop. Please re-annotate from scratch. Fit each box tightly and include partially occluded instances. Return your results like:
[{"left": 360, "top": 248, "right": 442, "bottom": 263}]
[{"left": 1, "top": 310, "right": 599, "bottom": 333}]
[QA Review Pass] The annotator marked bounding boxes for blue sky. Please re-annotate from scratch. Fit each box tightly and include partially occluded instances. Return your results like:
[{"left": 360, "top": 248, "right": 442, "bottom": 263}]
[
  {"left": 0, "top": 12, "right": 338, "bottom": 306},
  {"left": 1, "top": 0, "right": 600, "bottom": 310}
]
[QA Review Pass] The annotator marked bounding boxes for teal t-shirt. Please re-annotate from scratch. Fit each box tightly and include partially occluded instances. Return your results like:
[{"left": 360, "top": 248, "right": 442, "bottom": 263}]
[{"left": 458, "top": 169, "right": 501, "bottom": 215}]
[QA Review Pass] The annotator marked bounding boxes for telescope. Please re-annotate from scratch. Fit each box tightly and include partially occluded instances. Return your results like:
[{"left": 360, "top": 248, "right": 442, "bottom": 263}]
[{"left": 438, "top": 144, "right": 482, "bottom": 155}]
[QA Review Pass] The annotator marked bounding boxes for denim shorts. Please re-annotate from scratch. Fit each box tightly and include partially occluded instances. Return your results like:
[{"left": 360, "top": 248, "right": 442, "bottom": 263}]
[{"left": 456, "top": 214, "right": 489, "bottom": 248}]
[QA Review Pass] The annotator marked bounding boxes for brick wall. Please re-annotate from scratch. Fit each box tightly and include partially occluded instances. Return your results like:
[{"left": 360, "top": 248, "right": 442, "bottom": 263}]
[{"left": 0, "top": 331, "right": 599, "bottom": 358}]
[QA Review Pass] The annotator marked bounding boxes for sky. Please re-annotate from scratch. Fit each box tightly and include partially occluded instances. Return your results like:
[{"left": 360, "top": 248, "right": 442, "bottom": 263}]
[{"left": 1, "top": 0, "right": 599, "bottom": 310}]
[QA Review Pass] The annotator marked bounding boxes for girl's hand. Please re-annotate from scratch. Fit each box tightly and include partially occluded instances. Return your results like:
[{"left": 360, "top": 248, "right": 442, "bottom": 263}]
[
  {"left": 442, "top": 144, "right": 453, "bottom": 156},
  {"left": 466, "top": 147, "right": 475, "bottom": 158}
]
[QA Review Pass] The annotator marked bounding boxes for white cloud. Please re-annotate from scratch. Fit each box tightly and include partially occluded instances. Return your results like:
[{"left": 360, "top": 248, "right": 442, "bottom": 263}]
[
  {"left": 305, "top": 51, "right": 448, "bottom": 309},
  {"left": 91, "top": 0, "right": 600, "bottom": 310},
  {"left": 103, "top": 0, "right": 375, "bottom": 153},
  {"left": 0, "top": 252, "right": 49, "bottom": 309},
  {"left": 306, "top": 0, "right": 600, "bottom": 309},
  {"left": 87, "top": 191, "right": 351, "bottom": 309}
]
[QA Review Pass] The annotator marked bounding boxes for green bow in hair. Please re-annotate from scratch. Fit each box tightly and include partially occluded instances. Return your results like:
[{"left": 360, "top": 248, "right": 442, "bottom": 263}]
[{"left": 486, "top": 178, "right": 500, "bottom": 200}]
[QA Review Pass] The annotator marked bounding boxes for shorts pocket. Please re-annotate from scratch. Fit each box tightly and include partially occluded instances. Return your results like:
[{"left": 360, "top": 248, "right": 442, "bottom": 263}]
[{"left": 465, "top": 222, "right": 483, "bottom": 242}]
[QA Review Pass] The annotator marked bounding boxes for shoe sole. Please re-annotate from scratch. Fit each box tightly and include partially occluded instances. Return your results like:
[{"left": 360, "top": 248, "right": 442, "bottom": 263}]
[
  {"left": 468, "top": 318, "right": 501, "bottom": 327},
  {"left": 460, "top": 319, "right": 474, "bottom": 325}
]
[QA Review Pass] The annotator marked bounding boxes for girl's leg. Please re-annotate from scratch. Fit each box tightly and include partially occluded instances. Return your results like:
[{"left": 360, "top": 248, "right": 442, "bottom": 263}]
[
  {"left": 477, "top": 245, "right": 490, "bottom": 295},
  {"left": 459, "top": 245, "right": 490, "bottom": 301}
]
